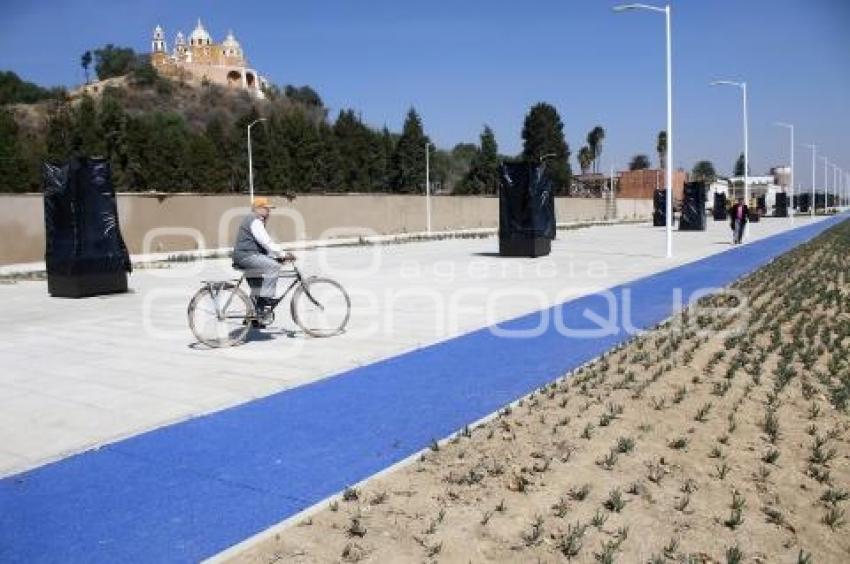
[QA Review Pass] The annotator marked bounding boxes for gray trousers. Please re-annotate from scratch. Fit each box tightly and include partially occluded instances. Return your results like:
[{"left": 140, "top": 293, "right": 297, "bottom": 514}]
[
  {"left": 733, "top": 219, "right": 745, "bottom": 244},
  {"left": 234, "top": 254, "right": 279, "bottom": 299}
]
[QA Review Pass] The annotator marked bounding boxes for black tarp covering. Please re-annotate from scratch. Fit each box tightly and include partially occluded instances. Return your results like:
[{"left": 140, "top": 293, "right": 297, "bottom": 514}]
[
  {"left": 44, "top": 157, "right": 131, "bottom": 277},
  {"left": 775, "top": 193, "right": 788, "bottom": 217},
  {"left": 796, "top": 193, "right": 811, "bottom": 213},
  {"left": 652, "top": 189, "right": 667, "bottom": 227},
  {"left": 679, "top": 181, "right": 706, "bottom": 231},
  {"left": 498, "top": 162, "right": 555, "bottom": 256},
  {"left": 713, "top": 193, "right": 728, "bottom": 220}
]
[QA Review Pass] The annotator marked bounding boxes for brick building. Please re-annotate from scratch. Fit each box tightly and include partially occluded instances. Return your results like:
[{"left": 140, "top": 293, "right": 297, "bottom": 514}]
[{"left": 617, "top": 168, "right": 688, "bottom": 200}]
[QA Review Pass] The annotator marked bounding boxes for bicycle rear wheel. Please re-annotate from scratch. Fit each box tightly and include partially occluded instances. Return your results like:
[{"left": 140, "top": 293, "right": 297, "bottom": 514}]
[
  {"left": 291, "top": 277, "right": 351, "bottom": 337},
  {"left": 188, "top": 285, "right": 253, "bottom": 347}
]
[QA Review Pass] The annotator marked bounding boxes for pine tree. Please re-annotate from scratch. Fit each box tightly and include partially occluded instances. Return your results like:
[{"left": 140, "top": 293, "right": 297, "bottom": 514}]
[
  {"left": 459, "top": 125, "right": 501, "bottom": 194},
  {"left": 520, "top": 102, "right": 571, "bottom": 191},
  {"left": 276, "top": 107, "right": 323, "bottom": 192},
  {"left": 390, "top": 108, "right": 430, "bottom": 193},
  {"left": 186, "top": 132, "right": 226, "bottom": 191},
  {"left": 124, "top": 113, "right": 190, "bottom": 191},
  {"left": 206, "top": 114, "right": 242, "bottom": 193},
  {"left": 379, "top": 127, "right": 395, "bottom": 192},
  {"left": 315, "top": 121, "right": 342, "bottom": 191},
  {"left": 733, "top": 153, "right": 747, "bottom": 176},
  {"left": 334, "top": 109, "right": 373, "bottom": 191}
]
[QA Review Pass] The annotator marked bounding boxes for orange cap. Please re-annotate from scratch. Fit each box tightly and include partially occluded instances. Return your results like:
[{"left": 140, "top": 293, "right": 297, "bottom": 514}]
[{"left": 252, "top": 196, "right": 276, "bottom": 209}]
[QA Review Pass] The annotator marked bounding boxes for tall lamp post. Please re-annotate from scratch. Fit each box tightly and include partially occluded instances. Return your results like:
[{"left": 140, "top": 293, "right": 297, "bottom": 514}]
[
  {"left": 425, "top": 142, "right": 432, "bottom": 234},
  {"left": 773, "top": 122, "right": 794, "bottom": 223},
  {"left": 614, "top": 2, "right": 673, "bottom": 258},
  {"left": 831, "top": 164, "right": 840, "bottom": 210},
  {"left": 247, "top": 118, "right": 267, "bottom": 204},
  {"left": 801, "top": 144, "right": 816, "bottom": 217},
  {"left": 710, "top": 80, "right": 748, "bottom": 208},
  {"left": 819, "top": 156, "right": 828, "bottom": 212}
]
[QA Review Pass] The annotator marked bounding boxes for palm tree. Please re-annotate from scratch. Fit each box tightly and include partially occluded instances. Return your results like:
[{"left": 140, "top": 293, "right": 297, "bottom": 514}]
[
  {"left": 587, "top": 126, "right": 605, "bottom": 173},
  {"left": 578, "top": 146, "right": 593, "bottom": 175},
  {"left": 656, "top": 130, "right": 667, "bottom": 168}
]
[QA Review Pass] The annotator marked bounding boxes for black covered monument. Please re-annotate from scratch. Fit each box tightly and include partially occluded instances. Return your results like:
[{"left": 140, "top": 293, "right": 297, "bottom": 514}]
[
  {"left": 43, "top": 157, "right": 131, "bottom": 297},
  {"left": 498, "top": 161, "right": 555, "bottom": 257}
]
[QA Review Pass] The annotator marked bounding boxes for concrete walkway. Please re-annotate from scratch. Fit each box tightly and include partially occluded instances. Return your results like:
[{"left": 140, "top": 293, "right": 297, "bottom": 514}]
[{"left": 0, "top": 215, "right": 829, "bottom": 477}]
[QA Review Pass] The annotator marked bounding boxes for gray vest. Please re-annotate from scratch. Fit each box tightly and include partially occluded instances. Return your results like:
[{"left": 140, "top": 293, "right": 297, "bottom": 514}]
[{"left": 232, "top": 214, "right": 267, "bottom": 265}]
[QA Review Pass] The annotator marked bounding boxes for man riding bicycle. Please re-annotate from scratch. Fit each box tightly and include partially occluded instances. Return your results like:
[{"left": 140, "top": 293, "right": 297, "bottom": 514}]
[{"left": 232, "top": 197, "right": 295, "bottom": 324}]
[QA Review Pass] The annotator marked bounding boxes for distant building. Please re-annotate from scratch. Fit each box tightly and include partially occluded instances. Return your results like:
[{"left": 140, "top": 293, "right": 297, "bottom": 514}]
[
  {"left": 150, "top": 19, "right": 268, "bottom": 98},
  {"left": 617, "top": 168, "right": 687, "bottom": 200},
  {"left": 727, "top": 175, "right": 782, "bottom": 210}
]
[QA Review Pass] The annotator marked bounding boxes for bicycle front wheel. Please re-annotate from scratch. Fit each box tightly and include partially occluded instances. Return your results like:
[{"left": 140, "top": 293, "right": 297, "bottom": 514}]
[
  {"left": 291, "top": 277, "right": 351, "bottom": 337},
  {"left": 188, "top": 285, "right": 253, "bottom": 348}
]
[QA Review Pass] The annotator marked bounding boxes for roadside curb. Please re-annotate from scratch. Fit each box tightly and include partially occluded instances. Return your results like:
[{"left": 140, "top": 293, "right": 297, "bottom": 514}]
[{"left": 0, "top": 218, "right": 643, "bottom": 279}]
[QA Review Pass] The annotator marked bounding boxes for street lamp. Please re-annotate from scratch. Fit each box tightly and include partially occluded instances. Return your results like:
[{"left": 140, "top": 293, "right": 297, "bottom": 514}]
[
  {"left": 819, "top": 156, "right": 828, "bottom": 213},
  {"left": 831, "top": 163, "right": 840, "bottom": 210},
  {"left": 247, "top": 118, "right": 267, "bottom": 204},
  {"left": 614, "top": 2, "right": 674, "bottom": 258},
  {"left": 710, "top": 80, "right": 748, "bottom": 208},
  {"left": 425, "top": 142, "right": 432, "bottom": 234},
  {"left": 801, "top": 143, "right": 816, "bottom": 217},
  {"left": 773, "top": 122, "right": 794, "bottom": 223}
]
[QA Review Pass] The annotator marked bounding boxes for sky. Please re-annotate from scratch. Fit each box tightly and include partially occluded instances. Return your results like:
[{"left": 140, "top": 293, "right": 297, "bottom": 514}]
[{"left": 1, "top": 0, "right": 849, "bottom": 184}]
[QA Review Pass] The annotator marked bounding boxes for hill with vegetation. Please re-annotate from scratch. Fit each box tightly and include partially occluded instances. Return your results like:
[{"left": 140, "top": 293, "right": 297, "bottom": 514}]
[{"left": 0, "top": 46, "right": 575, "bottom": 195}]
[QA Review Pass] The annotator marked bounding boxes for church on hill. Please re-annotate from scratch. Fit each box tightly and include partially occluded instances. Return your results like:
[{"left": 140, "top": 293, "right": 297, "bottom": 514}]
[{"left": 150, "top": 19, "right": 268, "bottom": 98}]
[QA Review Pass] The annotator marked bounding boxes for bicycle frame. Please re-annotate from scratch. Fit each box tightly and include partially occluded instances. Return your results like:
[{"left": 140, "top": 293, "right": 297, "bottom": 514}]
[{"left": 208, "top": 265, "right": 307, "bottom": 321}]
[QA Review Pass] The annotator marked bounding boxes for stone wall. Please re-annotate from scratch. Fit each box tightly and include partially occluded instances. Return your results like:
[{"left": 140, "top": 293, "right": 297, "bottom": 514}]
[{"left": 0, "top": 194, "right": 652, "bottom": 266}]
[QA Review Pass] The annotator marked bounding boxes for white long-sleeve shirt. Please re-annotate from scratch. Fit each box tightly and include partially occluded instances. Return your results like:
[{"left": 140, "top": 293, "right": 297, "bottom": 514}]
[{"left": 249, "top": 218, "right": 282, "bottom": 257}]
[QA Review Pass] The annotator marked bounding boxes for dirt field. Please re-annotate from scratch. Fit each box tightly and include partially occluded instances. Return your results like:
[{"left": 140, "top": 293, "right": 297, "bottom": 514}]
[{"left": 235, "top": 220, "right": 850, "bottom": 563}]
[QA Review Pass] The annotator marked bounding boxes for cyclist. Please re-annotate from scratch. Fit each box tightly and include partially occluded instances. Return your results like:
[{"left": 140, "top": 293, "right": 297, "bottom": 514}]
[{"left": 231, "top": 197, "right": 295, "bottom": 324}]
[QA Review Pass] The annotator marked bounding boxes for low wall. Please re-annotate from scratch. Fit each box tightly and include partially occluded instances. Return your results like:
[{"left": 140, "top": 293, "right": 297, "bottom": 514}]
[{"left": 0, "top": 194, "right": 652, "bottom": 265}]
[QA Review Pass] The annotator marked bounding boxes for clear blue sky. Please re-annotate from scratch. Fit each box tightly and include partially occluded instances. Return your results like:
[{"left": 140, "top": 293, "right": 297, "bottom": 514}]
[{"left": 2, "top": 0, "right": 848, "bottom": 182}]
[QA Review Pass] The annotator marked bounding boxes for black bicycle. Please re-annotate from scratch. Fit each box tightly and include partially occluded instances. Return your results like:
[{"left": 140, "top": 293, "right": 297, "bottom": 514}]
[{"left": 188, "top": 264, "right": 351, "bottom": 348}]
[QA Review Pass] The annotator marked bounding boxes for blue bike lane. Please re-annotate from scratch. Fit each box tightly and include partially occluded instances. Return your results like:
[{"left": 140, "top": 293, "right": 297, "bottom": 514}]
[{"left": 1, "top": 214, "right": 846, "bottom": 563}]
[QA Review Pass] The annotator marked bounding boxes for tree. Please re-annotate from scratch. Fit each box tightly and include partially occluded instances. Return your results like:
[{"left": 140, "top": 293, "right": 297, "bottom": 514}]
[
  {"left": 629, "top": 154, "right": 651, "bottom": 171},
  {"left": 521, "top": 102, "right": 571, "bottom": 191},
  {"left": 124, "top": 112, "right": 191, "bottom": 191},
  {"left": 692, "top": 160, "right": 716, "bottom": 183},
  {"left": 205, "top": 114, "right": 242, "bottom": 192},
  {"left": 578, "top": 146, "right": 593, "bottom": 175},
  {"left": 0, "top": 109, "right": 28, "bottom": 192},
  {"left": 457, "top": 125, "right": 500, "bottom": 194},
  {"left": 379, "top": 127, "right": 395, "bottom": 191},
  {"left": 284, "top": 85, "right": 323, "bottom": 108},
  {"left": 657, "top": 130, "right": 667, "bottom": 168},
  {"left": 390, "top": 107, "right": 430, "bottom": 192},
  {"left": 0, "top": 71, "right": 64, "bottom": 105},
  {"left": 129, "top": 61, "right": 159, "bottom": 88},
  {"left": 45, "top": 101, "right": 75, "bottom": 162},
  {"left": 186, "top": 132, "right": 226, "bottom": 191},
  {"left": 81, "top": 51, "right": 92, "bottom": 84},
  {"left": 733, "top": 153, "right": 747, "bottom": 176},
  {"left": 587, "top": 126, "right": 605, "bottom": 173},
  {"left": 333, "top": 109, "right": 378, "bottom": 191},
  {"left": 93, "top": 45, "right": 137, "bottom": 80},
  {"left": 71, "top": 94, "right": 105, "bottom": 156}
]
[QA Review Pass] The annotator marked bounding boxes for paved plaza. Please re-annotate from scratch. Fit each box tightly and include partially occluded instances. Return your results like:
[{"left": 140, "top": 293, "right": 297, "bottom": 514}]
[{"left": 0, "top": 215, "right": 831, "bottom": 478}]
